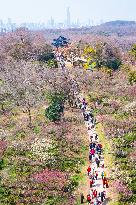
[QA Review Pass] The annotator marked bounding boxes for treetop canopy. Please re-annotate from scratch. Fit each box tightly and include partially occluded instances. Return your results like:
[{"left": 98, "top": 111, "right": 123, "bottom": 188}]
[{"left": 52, "top": 36, "right": 70, "bottom": 48}]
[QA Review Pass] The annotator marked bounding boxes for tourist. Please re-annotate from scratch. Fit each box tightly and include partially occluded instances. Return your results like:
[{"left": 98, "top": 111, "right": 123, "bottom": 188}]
[
  {"left": 87, "top": 194, "right": 91, "bottom": 204},
  {"left": 95, "top": 134, "right": 98, "bottom": 141},
  {"left": 90, "top": 179, "right": 94, "bottom": 188},
  {"left": 96, "top": 145, "right": 100, "bottom": 154},
  {"left": 93, "top": 189, "right": 97, "bottom": 198},
  {"left": 92, "top": 167, "right": 95, "bottom": 174},
  {"left": 89, "top": 154, "right": 92, "bottom": 162},
  {"left": 90, "top": 148, "right": 95, "bottom": 156},
  {"left": 101, "top": 164, "right": 104, "bottom": 168},
  {"left": 89, "top": 143, "right": 93, "bottom": 149},
  {"left": 92, "top": 142, "right": 96, "bottom": 148},
  {"left": 95, "top": 171, "right": 98, "bottom": 180},
  {"left": 95, "top": 153, "right": 99, "bottom": 160},
  {"left": 103, "top": 177, "right": 107, "bottom": 188},
  {"left": 101, "top": 171, "right": 104, "bottom": 180},
  {"left": 80, "top": 193, "right": 84, "bottom": 204},
  {"left": 88, "top": 111, "right": 93, "bottom": 118},
  {"left": 87, "top": 166, "right": 91, "bottom": 176},
  {"left": 105, "top": 178, "right": 109, "bottom": 188},
  {"left": 94, "top": 199, "right": 101, "bottom": 205},
  {"left": 104, "top": 172, "right": 107, "bottom": 177},
  {"left": 100, "top": 191, "right": 105, "bottom": 202},
  {"left": 90, "top": 136, "right": 93, "bottom": 142},
  {"left": 89, "top": 172, "right": 93, "bottom": 179},
  {"left": 96, "top": 158, "right": 100, "bottom": 168},
  {"left": 82, "top": 98, "right": 87, "bottom": 110}
]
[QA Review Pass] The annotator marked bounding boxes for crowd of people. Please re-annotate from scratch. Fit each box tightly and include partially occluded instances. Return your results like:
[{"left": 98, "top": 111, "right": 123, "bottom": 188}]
[
  {"left": 55, "top": 51, "right": 66, "bottom": 69},
  {"left": 54, "top": 49, "right": 109, "bottom": 204},
  {"left": 80, "top": 98, "right": 109, "bottom": 205}
]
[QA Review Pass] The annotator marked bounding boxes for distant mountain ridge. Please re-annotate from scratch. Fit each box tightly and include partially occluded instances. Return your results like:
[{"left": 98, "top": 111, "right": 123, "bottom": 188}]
[
  {"left": 101, "top": 20, "right": 136, "bottom": 27},
  {"left": 87, "top": 20, "right": 136, "bottom": 37}
]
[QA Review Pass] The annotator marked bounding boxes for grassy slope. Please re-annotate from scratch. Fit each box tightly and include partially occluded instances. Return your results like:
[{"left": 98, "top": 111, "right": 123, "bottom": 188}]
[{"left": 96, "top": 122, "right": 119, "bottom": 205}]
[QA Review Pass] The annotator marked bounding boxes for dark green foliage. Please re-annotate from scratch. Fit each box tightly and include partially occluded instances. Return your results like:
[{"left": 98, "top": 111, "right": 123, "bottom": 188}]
[
  {"left": 38, "top": 52, "right": 58, "bottom": 68},
  {"left": 45, "top": 102, "right": 62, "bottom": 122},
  {"left": 105, "top": 58, "right": 122, "bottom": 70},
  {"left": 38, "top": 52, "right": 58, "bottom": 69},
  {"left": 38, "top": 52, "right": 55, "bottom": 62},
  {"left": 52, "top": 36, "right": 69, "bottom": 48},
  {"left": 0, "top": 159, "right": 5, "bottom": 170},
  {"left": 45, "top": 92, "right": 65, "bottom": 122}
]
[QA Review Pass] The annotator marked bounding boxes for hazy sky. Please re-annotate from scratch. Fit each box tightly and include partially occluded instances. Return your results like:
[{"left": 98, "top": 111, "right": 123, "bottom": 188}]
[{"left": 0, "top": 0, "right": 136, "bottom": 24}]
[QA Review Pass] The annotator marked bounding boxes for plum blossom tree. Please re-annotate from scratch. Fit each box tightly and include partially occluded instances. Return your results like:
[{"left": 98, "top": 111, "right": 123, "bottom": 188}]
[
  {"left": 0, "top": 78, "right": 12, "bottom": 113},
  {"left": 0, "top": 28, "right": 52, "bottom": 62},
  {"left": 113, "top": 180, "right": 132, "bottom": 199},
  {"left": 2, "top": 60, "right": 46, "bottom": 126}
]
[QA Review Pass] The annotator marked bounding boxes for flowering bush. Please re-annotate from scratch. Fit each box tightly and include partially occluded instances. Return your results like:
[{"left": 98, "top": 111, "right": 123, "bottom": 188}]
[
  {"left": 100, "top": 116, "right": 135, "bottom": 138},
  {"left": 32, "top": 169, "right": 67, "bottom": 191},
  {"left": 113, "top": 180, "right": 132, "bottom": 199},
  {"left": 31, "top": 137, "right": 54, "bottom": 161}
]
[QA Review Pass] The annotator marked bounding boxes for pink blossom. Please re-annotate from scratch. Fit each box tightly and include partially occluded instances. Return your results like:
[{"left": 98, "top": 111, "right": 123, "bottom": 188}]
[
  {"left": 113, "top": 180, "right": 132, "bottom": 197},
  {"left": 32, "top": 169, "right": 67, "bottom": 190}
]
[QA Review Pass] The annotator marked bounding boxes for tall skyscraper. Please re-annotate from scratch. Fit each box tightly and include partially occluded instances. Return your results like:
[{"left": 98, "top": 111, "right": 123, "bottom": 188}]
[
  {"left": 50, "top": 17, "right": 55, "bottom": 28},
  {"left": 66, "top": 7, "right": 71, "bottom": 28}
]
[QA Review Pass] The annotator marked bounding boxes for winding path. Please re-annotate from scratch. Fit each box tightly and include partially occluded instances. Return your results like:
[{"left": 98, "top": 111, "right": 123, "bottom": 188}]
[{"left": 81, "top": 106, "right": 109, "bottom": 205}]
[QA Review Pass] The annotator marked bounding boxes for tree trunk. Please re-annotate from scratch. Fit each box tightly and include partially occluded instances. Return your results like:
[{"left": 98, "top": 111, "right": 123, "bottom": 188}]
[{"left": 27, "top": 107, "right": 32, "bottom": 128}]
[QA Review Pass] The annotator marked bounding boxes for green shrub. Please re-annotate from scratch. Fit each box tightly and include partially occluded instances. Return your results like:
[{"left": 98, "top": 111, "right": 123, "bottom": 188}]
[
  {"left": 33, "top": 124, "right": 41, "bottom": 134},
  {"left": 45, "top": 102, "right": 62, "bottom": 122},
  {"left": 105, "top": 58, "right": 122, "bottom": 70},
  {"left": 68, "top": 174, "right": 83, "bottom": 192},
  {"left": 15, "top": 130, "right": 26, "bottom": 139},
  {"left": 45, "top": 92, "right": 65, "bottom": 122},
  {"left": 0, "top": 159, "right": 5, "bottom": 170},
  {"left": 128, "top": 71, "right": 136, "bottom": 85}
]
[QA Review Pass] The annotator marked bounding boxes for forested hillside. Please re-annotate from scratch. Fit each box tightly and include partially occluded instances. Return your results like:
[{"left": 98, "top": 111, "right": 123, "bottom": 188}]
[
  {"left": 42, "top": 21, "right": 136, "bottom": 51},
  {"left": 0, "top": 28, "right": 136, "bottom": 205}
]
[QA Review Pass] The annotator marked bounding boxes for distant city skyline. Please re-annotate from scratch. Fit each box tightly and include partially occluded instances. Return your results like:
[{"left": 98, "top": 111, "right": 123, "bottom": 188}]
[
  {"left": 0, "top": 0, "right": 136, "bottom": 31},
  {"left": 0, "top": 7, "right": 102, "bottom": 29},
  {"left": 0, "top": 7, "right": 104, "bottom": 31},
  {"left": 0, "top": 0, "right": 136, "bottom": 24}
]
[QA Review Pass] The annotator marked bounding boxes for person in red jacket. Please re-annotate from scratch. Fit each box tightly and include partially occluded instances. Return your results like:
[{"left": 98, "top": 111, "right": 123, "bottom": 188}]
[
  {"left": 90, "top": 179, "right": 94, "bottom": 188},
  {"left": 103, "top": 177, "right": 107, "bottom": 188},
  {"left": 105, "top": 179, "right": 109, "bottom": 188},
  {"left": 87, "top": 166, "right": 91, "bottom": 176},
  {"left": 87, "top": 194, "right": 91, "bottom": 204},
  {"left": 93, "top": 189, "right": 97, "bottom": 198}
]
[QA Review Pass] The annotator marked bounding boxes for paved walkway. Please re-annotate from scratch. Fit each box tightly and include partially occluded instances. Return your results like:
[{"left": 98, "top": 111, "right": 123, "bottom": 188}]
[{"left": 81, "top": 105, "right": 109, "bottom": 205}]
